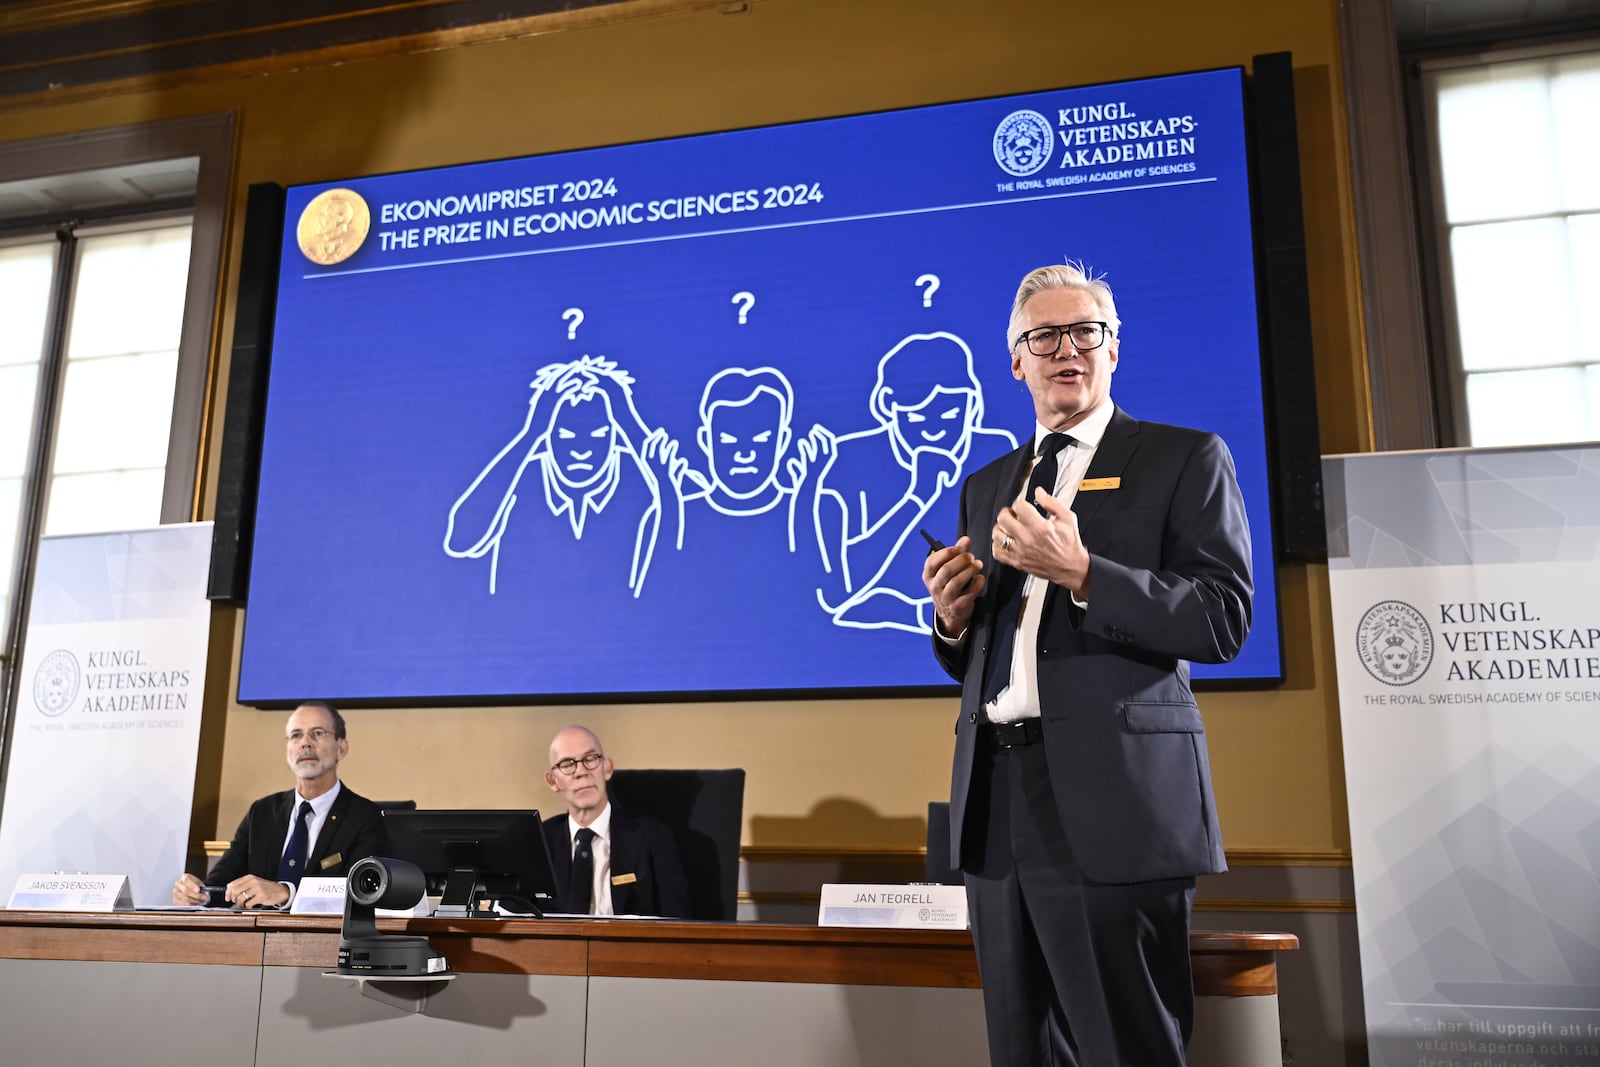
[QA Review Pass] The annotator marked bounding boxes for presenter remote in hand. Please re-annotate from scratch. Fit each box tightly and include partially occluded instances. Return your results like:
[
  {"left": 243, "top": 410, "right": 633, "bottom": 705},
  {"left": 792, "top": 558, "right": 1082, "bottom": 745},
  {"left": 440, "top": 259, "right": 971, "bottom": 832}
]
[
  {"left": 173, "top": 701, "right": 387, "bottom": 909},
  {"left": 922, "top": 261, "right": 1253, "bottom": 1066}
]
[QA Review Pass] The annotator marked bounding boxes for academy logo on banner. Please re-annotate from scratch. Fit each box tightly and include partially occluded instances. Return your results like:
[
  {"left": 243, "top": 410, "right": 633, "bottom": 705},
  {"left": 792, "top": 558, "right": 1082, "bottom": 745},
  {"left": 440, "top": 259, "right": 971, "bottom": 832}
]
[
  {"left": 31, "top": 649, "right": 81, "bottom": 715},
  {"left": 1355, "top": 600, "right": 1434, "bottom": 686},
  {"left": 992, "top": 110, "right": 1054, "bottom": 176}
]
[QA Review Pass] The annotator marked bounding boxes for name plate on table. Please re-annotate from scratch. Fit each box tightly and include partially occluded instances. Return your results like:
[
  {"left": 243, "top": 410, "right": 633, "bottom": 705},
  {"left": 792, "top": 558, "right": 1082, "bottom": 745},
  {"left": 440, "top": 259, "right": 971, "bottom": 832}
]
[
  {"left": 817, "top": 883, "right": 968, "bottom": 929},
  {"left": 289, "top": 877, "right": 430, "bottom": 916},
  {"left": 8, "top": 873, "right": 133, "bottom": 912}
]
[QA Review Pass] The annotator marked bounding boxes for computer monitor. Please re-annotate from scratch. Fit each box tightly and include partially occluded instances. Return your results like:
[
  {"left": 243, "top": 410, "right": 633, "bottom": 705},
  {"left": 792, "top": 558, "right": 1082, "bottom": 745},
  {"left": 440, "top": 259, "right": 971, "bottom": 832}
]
[{"left": 380, "top": 808, "right": 559, "bottom": 917}]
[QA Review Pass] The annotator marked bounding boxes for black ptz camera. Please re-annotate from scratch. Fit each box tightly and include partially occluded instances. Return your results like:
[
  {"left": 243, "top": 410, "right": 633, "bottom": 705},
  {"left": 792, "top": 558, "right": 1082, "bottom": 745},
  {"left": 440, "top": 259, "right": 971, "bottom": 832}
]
[
  {"left": 348, "top": 854, "right": 425, "bottom": 908},
  {"left": 336, "top": 857, "right": 450, "bottom": 977}
]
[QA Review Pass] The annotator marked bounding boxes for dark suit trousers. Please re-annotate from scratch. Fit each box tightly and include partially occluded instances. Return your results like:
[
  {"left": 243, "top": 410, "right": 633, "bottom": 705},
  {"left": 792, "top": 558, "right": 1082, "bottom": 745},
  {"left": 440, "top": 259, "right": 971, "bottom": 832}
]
[{"left": 963, "top": 738, "right": 1196, "bottom": 1067}]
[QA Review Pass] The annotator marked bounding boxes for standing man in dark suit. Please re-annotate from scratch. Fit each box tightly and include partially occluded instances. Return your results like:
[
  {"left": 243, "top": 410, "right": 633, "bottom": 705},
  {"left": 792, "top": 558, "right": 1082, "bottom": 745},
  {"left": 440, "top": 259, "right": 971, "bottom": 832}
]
[
  {"left": 541, "top": 725, "right": 689, "bottom": 917},
  {"left": 172, "top": 700, "right": 387, "bottom": 909},
  {"left": 921, "top": 262, "right": 1253, "bottom": 1065}
]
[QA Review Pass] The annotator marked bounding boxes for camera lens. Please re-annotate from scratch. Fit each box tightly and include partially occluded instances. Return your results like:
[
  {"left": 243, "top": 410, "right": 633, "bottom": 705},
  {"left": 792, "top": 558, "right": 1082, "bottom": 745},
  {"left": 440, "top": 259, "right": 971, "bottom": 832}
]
[{"left": 345, "top": 856, "right": 425, "bottom": 909}]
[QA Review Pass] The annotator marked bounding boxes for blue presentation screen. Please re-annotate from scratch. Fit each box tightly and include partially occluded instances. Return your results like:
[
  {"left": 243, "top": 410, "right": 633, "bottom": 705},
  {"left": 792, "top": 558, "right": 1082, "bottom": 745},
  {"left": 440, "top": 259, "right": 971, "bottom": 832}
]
[{"left": 240, "top": 65, "right": 1283, "bottom": 703}]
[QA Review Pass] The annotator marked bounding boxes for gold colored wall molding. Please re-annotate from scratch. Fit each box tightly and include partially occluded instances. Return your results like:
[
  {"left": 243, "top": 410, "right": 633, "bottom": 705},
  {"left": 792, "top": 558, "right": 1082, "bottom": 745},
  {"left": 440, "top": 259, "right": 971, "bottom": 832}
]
[
  {"left": 740, "top": 845, "right": 1352, "bottom": 867},
  {"left": 0, "top": 0, "right": 755, "bottom": 112},
  {"left": 1198, "top": 897, "right": 1355, "bottom": 914},
  {"left": 0, "top": 0, "right": 203, "bottom": 36},
  {"left": 1225, "top": 848, "right": 1352, "bottom": 868},
  {"left": 742, "top": 845, "right": 924, "bottom": 864},
  {"left": 740, "top": 891, "right": 1357, "bottom": 914}
]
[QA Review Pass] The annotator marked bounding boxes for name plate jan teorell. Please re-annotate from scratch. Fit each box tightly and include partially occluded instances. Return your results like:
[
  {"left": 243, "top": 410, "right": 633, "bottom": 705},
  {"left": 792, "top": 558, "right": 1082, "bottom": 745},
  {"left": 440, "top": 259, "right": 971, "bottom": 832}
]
[
  {"left": 8, "top": 873, "right": 133, "bottom": 912},
  {"left": 817, "top": 883, "right": 967, "bottom": 929}
]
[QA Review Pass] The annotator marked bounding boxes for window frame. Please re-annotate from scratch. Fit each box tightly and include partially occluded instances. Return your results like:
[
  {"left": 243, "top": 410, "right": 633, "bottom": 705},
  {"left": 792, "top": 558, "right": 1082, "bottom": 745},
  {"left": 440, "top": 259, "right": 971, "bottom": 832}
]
[
  {"left": 1408, "top": 36, "right": 1600, "bottom": 448},
  {"left": 0, "top": 112, "right": 234, "bottom": 797}
]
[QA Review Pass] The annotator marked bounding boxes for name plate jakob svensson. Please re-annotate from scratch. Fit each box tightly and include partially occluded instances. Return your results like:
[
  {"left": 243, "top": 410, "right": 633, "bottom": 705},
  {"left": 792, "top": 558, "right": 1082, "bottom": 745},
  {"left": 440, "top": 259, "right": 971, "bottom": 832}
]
[{"left": 817, "top": 883, "right": 968, "bottom": 929}]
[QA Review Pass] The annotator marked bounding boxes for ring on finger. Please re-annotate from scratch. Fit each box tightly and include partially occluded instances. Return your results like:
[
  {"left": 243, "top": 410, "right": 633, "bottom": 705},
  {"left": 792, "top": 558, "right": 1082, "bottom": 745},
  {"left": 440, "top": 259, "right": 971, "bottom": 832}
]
[{"left": 1000, "top": 534, "right": 1013, "bottom": 551}]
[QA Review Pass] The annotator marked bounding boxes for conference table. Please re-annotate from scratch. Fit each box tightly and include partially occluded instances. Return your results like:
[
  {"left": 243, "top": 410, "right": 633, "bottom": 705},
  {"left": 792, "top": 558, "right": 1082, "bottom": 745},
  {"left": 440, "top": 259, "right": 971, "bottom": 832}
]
[{"left": 0, "top": 910, "right": 1295, "bottom": 1066}]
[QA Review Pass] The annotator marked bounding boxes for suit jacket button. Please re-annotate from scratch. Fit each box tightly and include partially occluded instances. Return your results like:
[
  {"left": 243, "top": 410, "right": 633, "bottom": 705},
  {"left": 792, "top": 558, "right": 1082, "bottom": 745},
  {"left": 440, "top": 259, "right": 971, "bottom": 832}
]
[{"left": 969, "top": 711, "right": 978, "bottom": 723}]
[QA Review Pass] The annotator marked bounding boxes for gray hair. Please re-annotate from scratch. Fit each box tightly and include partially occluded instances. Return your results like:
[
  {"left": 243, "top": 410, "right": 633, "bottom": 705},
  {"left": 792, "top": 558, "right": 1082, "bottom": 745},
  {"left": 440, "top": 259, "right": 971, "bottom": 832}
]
[{"left": 1006, "top": 261, "right": 1121, "bottom": 349}]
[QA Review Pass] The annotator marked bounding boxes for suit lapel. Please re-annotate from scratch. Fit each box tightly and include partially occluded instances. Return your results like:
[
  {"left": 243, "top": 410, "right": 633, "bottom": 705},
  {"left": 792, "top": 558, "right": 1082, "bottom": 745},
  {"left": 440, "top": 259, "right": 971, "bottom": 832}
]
[
  {"left": 256, "top": 793, "right": 297, "bottom": 876},
  {"left": 1040, "top": 408, "right": 1140, "bottom": 623},
  {"left": 547, "top": 816, "right": 572, "bottom": 887},
  {"left": 307, "top": 786, "right": 347, "bottom": 869},
  {"left": 980, "top": 440, "right": 1037, "bottom": 630},
  {"left": 607, "top": 807, "right": 638, "bottom": 913},
  {"left": 1070, "top": 407, "right": 1140, "bottom": 531}
]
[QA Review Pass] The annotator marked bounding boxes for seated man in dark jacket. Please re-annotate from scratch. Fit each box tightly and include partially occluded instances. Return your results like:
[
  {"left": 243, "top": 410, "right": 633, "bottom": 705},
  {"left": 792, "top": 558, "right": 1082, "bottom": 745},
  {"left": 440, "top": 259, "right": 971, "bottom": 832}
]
[
  {"left": 541, "top": 725, "right": 689, "bottom": 917},
  {"left": 173, "top": 700, "right": 386, "bottom": 909}
]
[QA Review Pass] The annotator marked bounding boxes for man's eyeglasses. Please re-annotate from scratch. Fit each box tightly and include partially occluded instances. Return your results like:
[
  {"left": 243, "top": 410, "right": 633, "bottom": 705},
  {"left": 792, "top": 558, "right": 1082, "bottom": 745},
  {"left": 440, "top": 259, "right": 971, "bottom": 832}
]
[
  {"left": 1012, "top": 321, "right": 1112, "bottom": 357},
  {"left": 286, "top": 728, "right": 335, "bottom": 744},
  {"left": 551, "top": 752, "right": 605, "bottom": 775}
]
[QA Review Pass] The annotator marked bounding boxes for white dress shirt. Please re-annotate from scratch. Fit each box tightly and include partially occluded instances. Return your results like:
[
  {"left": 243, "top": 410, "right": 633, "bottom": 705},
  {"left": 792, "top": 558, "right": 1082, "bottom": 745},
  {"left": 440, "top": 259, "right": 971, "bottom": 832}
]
[
  {"left": 986, "top": 399, "right": 1114, "bottom": 723},
  {"left": 277, "top": 780, "right": 342, "bottom": 906}
]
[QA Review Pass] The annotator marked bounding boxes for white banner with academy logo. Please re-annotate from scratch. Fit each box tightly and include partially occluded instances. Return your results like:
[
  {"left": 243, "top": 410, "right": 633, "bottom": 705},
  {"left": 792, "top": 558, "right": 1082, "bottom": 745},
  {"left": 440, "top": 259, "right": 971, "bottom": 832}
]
[
  {"left": 0, "top": 523, "right": 212, "bottom": 908},
  {"left": 1324, "top": 447, "right": 1600, "bottom": 1067}
]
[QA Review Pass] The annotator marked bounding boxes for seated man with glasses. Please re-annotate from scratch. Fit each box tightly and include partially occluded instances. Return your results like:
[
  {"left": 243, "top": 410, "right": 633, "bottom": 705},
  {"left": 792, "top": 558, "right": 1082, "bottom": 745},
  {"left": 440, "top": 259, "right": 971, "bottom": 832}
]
[
  {"left": 172, "top": 701, "right": 387, "bottom": 909},
  {"left": 541, "top": 725, "right": 689, "bottom": 917}
]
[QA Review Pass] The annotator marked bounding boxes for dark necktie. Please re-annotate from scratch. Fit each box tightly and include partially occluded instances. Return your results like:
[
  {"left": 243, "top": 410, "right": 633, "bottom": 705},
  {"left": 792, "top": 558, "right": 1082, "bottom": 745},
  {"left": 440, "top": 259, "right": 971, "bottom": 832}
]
[
  {"left": 569, "top": 827, "right": 596, "bottom": 913},
  {"left": 981, "top": 433, "right": 1073, "bottom": 705},
  {"left": 276, "top": 800, "right": 314, "bottom": 885}
]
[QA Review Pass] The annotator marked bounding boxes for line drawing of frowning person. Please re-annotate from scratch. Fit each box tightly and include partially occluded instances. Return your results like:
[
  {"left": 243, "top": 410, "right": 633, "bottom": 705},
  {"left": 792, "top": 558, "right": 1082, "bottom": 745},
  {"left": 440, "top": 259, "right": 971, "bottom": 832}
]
[
  {"left": 685, "top": 366, "right": 802, "bottom": 521},
  {"left": 444, "top": 355, "right": 690, "bottom": 598}
]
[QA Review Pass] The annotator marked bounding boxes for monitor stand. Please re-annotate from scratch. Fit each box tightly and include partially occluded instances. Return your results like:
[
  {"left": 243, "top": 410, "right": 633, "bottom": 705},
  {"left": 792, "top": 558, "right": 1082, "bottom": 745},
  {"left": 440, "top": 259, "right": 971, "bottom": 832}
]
[
  {"left": 432, "top": 867, "right": 547, "bottom": 918},
  {"left": 433, "top": 867, "right": 497, "bottom": 918}
]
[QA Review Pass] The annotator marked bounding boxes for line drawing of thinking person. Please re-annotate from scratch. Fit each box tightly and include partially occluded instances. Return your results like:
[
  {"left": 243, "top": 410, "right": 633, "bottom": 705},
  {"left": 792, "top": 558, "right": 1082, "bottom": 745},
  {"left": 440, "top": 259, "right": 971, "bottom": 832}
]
[
  {"left": 795, "top": 332, "right": 1017, "bottom": 633},
  {"left": 444, "top": 354, "right": 689, "bottom": 598}
]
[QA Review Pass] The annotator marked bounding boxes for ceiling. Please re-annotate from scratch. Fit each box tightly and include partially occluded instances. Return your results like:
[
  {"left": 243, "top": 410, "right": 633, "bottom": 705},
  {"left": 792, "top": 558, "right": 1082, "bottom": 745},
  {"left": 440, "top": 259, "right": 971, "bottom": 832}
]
[
  {"left": 1, "top": 0, "right": 1596, "bottom": 100},
  {"left": 1, "top": 0, "right": 1597, "bottom": 230},
  {"left": 0, "top": 158, "right": 200, "bottom": 230},
  {"left": 1394, "top": 0, "right": 1600, "bottom": 48}
]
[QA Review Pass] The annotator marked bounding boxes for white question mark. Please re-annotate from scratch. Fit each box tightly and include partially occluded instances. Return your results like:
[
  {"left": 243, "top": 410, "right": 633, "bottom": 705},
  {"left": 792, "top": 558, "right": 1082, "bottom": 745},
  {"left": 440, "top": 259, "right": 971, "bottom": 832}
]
[
  {"left": 731, "top": 291, "right": 756, "bottom": 325},
  {"left": 562, "top": 307, "right": 584, "bottom": 340},
  {"left": 915, "top": 274, "right": 941, "bottom": 308}
]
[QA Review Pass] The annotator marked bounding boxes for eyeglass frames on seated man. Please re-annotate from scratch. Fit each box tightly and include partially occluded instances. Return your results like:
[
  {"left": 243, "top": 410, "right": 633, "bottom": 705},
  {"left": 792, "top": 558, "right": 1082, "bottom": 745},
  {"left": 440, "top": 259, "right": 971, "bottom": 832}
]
[{"left": 551, "top": 751, "right": 606, "bottom": 775}]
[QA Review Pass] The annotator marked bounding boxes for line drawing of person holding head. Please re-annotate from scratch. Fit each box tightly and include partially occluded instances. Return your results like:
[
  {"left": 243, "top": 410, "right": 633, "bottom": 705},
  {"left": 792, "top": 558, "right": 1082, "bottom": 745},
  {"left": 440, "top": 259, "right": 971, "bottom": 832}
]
[
  {"left": 444, "top": 354, "right": 690, "bottom": 598},
  {"left": 794, "top": 331, "right": 1017, "bottom": 633}
]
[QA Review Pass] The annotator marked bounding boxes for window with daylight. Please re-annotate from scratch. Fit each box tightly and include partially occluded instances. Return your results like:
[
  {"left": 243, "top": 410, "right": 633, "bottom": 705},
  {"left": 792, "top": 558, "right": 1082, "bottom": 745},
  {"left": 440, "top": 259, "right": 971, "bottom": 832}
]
[
  {"left": 0, "top": 219, "right": 193, "bottom": 644},
  {"left": 1423, "top": 48, "right": 1600, "bottom": 447},
  {"left": 0, "top": 114, "right": 230, "bottom": 783},
  {"left": 44, "top": 223, "right": 193, "bottom": 536}
]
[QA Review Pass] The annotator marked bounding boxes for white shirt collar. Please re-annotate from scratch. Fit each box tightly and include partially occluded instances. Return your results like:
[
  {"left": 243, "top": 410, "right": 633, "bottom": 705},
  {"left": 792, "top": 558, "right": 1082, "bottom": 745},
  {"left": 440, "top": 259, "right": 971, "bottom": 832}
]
[
  {"left": 298, "top": 779, "right": 341, "bottom": 817},
  {"left": 572, "top": 800, "right": 612, "bottom": 843},
  {"left": 1034, "top": 398, "right": 1113, "bottom": 452}
]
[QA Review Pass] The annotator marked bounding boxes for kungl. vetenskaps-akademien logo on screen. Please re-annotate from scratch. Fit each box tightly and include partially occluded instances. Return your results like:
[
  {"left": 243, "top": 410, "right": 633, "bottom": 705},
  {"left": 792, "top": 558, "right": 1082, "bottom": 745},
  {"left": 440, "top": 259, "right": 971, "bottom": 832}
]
[
  {"left": 993, "top": 109, "right": 1054, "bottom": 177},
  {"left": 33, "top": 649, "right": 80, "bottom": 715},
  {"left": 1356, "top": 600, "right": 1434, "bottom": 686}
]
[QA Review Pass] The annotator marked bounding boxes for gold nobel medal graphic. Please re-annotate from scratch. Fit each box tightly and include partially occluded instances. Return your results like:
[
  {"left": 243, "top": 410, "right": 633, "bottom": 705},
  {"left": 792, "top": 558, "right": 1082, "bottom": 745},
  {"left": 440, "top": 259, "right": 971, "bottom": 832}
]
[{"left": 297, "top": 188, "right": 370, "bottom": 266}]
